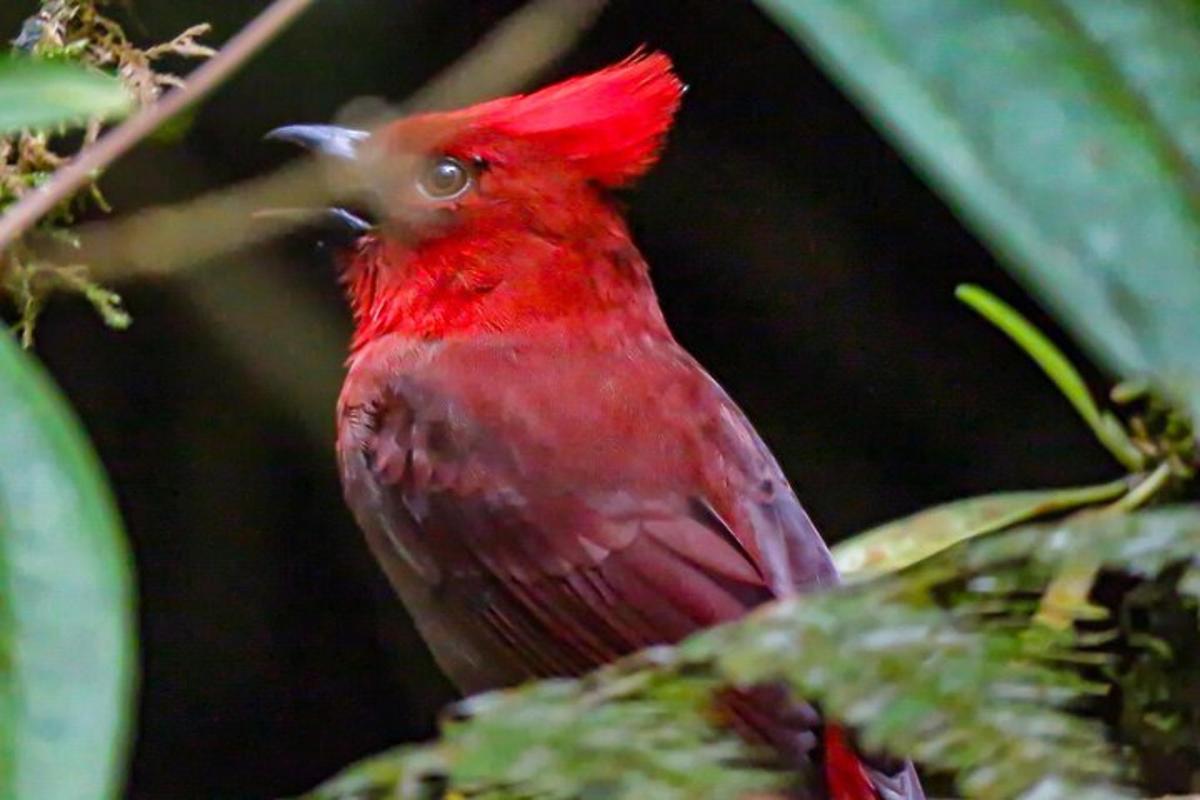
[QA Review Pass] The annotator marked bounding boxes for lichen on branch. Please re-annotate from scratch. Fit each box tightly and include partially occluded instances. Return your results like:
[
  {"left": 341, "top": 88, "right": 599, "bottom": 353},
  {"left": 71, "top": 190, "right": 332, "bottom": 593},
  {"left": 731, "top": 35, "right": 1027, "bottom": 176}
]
[{"left": 1, "top": 0, "right": 213, "bottom": 345}]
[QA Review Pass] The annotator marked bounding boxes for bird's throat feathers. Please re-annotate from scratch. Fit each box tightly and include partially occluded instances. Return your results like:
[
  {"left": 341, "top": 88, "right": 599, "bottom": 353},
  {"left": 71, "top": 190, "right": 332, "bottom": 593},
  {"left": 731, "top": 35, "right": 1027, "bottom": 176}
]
[{"left": 341, "top": 209, "right": 670, "bottom": 352}]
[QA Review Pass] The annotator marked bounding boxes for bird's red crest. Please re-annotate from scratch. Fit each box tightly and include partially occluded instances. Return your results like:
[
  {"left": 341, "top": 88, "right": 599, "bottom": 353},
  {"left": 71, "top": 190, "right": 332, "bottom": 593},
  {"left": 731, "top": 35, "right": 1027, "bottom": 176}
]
[{"left": 466, "top": 51, "right": 684, "bottom": 187}]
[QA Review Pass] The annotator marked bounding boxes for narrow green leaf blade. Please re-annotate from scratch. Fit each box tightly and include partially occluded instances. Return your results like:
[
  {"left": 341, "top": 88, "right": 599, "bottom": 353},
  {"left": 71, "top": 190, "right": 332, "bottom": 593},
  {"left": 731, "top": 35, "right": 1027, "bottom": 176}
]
[
  {"left": 755, "top": 0, "right": 1200, "bottom": 417},
  {"left": 956, "top": 284, "right": 1104, "bottom": 432},
  {"left": 0, "top": 57, "right": 132, "bottom": 134},
  {"left": 956, "top": 285, "right": 1145, "bottom": 470},
  {"left": 0, "top": 334, "right": 137, "bottom": 799},
  {"left": 832, "top": 480, "right": 1128, "bottom": 580}
]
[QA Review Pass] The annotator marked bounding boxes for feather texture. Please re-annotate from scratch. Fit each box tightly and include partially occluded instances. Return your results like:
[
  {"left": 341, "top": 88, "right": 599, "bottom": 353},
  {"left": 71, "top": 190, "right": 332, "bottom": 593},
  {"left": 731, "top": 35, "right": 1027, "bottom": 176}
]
[{"left": 467, "top": 51, "right": 684, "bottom": 187}]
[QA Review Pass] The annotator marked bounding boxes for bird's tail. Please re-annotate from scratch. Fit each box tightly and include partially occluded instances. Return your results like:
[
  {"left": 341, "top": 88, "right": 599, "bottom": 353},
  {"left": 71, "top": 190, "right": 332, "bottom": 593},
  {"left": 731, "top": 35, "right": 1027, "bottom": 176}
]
[
  {"left": 824, "top": 725, "right": 877, "bottom": 799},
  {"left": 720, "top": 687, "right": 923, "bottom": 799},
  {"left": 825, "top": 724, "right": 925, "bottom": 800}
]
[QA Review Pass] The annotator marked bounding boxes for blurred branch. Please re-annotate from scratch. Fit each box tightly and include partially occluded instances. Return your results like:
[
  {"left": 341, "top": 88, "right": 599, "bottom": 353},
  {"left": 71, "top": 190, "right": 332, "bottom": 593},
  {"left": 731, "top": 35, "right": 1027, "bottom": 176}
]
[
  {"left": 407, "top": 0, "right": 608, "bottom": 111},
  {"left": 64, "top": 0, "right": 608, "bottom": 283},
  {"left": 183, "top": 259, "right": 346, "bottom": 446},
  {"left": 0, "top": 0, "right": 317, "bottom": 253},
  {"left": 77, "top": 158, "right": 330, "bottom": 281}
]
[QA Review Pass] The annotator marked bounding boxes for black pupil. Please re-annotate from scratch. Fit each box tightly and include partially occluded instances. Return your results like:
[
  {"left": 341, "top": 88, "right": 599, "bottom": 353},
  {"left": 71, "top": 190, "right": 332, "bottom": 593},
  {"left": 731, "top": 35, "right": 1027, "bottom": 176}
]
[{"left": 427, "top": 159, "right": 465, "bottom": 195}]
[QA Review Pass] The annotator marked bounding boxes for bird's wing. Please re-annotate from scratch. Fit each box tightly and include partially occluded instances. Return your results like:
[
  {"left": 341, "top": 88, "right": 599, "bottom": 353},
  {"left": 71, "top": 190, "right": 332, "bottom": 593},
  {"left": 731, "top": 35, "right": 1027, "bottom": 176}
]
[
  {"left": 339, "top": 335, "right": 921, "bottom": 799},
  {"left": 339, "top": 335, "right": 838, "bottom": 674}
]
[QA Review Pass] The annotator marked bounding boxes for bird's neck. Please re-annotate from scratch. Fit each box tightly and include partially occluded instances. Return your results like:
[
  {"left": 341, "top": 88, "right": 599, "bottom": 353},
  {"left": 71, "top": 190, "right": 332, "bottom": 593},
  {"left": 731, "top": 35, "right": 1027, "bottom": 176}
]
[{"left": 341, "top": 216, "right": 672, "bottom": 353}]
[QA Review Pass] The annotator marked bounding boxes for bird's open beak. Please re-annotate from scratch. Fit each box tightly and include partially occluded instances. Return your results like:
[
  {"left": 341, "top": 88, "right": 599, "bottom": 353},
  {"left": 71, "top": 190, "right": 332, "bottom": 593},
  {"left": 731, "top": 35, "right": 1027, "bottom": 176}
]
[
  {"left": 264, "top": 124, "right": 369, "bottom": 161},
  {"left": 264, "top": 124, "right": 375, "bottom": 238}
]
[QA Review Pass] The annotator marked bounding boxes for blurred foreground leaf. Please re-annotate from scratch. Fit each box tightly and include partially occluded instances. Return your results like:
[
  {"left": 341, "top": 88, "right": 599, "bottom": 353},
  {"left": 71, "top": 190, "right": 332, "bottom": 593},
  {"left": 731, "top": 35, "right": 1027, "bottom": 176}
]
[
  {"left": 302, "top": 506, "right": 1200, "bottom": 800},
  {"left": 0, "top": 57, "right": 132, "bottom": 134},
  {"left": 756, "top": 1, "right": 1200, "bottom": 418},
  {"left": 309, "top": 659, "right": 778, "bottom": 800},
  {"left": 832, "top": 479, "right": 1128, "bottom": 581},
  {"left": 0, "top": 334, "right": 136, "bottom": 799}
]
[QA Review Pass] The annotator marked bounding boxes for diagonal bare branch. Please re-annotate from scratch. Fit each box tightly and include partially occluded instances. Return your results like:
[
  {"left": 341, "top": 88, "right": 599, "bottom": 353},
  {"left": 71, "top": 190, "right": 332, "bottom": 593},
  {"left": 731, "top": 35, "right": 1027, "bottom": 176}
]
[
  {"left": 0, "top": 0, "right": 318, "bottom": 252},
  {"left": 65, "top": 0, "right": 609, "bottom": 283}
]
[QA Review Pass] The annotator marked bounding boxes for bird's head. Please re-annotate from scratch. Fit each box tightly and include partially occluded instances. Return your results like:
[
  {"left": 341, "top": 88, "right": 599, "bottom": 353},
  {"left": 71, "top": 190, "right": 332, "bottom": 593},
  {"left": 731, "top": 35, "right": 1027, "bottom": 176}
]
[{"left": 269, "top": 52, "right": 684, "bottom": 353}]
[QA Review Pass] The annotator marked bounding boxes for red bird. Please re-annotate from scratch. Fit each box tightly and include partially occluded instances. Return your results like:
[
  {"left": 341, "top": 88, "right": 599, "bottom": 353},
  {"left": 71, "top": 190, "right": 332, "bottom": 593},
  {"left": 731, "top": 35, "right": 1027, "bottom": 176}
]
[{"left": 272, "top": 53, "right": 922, "bottom": 799}]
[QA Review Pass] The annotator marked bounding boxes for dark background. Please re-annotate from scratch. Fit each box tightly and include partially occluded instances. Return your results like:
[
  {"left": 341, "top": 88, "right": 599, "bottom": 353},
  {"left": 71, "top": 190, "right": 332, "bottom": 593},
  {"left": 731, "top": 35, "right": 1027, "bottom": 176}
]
[{"left": 4, "top": 1, "right": 1118, "bottom": 797}]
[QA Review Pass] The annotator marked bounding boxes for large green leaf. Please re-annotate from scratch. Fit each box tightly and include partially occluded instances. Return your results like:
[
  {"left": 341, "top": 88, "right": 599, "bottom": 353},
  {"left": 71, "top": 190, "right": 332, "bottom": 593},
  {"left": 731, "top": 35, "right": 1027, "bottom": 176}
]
[
  {"left": 0, "top": 334, "right": 136, "bottom": 799},
  {"left": 0, "top": 56, "right": 132, "bottom": 134},
  {"left": 755, "top": 1, "right": 1200, "bottom": 417}
]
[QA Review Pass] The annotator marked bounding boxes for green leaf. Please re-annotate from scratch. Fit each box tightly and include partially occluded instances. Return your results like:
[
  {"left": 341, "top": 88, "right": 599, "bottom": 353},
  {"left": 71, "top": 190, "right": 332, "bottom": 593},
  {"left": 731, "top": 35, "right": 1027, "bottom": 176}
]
[
  {"left": 956, "top": 285, "right": 1146, "bottom": 471},
  {"left": 949, "top": 504, "right": 1200, "bottom": 583},
  {"left": 303, "top": 746, "right": 417, "bottom": 800},
  {"left": 309, "top": 506, "right": 1200, "bottom": 799},
  {"left": 955, "top": 285, "right": 1099, "bottom": 428},
  {"left": 308, "top": 663, "right": 778, "bottom": 800},
  {"left": 0, "top": 334, "right": 137, "bottom": 799},
  {"left": 0, "top": 56, "right": 133, "bottom": 134},
  {"left": 308, "top": 502, "right": 1200, "bottom": 800},
  {"left": 687, "top": 587, "right": 1128, "bottom": 800},
  {"left": 755, "top": 1, "right": 1200, "bottom": 418},
  {"left": 832, "top": 479, "right": 1129, "bottom": 581}
]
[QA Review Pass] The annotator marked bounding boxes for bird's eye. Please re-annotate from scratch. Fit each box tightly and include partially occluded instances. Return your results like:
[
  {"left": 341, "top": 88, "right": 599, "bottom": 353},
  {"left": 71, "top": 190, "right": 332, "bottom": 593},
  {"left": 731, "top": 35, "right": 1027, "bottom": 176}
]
[{"left": 417, "top": 156, "right": 472, "bottom": 200}]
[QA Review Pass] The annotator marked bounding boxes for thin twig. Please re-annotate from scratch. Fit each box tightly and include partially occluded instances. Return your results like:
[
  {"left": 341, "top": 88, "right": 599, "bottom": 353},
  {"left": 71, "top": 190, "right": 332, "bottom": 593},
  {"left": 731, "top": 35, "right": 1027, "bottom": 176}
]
[
  {"left": 407, "top": 0, "right": 608, "bottom": 111},
  {"left": 0, "top": 0, "right": 318, "bottom": 252},
  {"left": 67, "top": 0, "right": 609, "bottom": 283}
]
